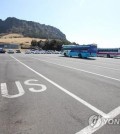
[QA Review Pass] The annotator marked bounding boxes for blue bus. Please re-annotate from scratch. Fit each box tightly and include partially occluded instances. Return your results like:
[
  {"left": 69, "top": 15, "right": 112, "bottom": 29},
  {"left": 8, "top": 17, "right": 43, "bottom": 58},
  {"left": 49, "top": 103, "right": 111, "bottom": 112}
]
[{"left": 61, "top": 44, "right": 97, "bottom": 58}]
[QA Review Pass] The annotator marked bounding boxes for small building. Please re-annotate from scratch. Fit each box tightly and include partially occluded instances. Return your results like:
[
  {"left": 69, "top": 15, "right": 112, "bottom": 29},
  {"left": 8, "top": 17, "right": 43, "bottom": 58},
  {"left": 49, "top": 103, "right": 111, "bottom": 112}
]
[{"left": 0, "top": 43, "right": 20, "bottom": 49}]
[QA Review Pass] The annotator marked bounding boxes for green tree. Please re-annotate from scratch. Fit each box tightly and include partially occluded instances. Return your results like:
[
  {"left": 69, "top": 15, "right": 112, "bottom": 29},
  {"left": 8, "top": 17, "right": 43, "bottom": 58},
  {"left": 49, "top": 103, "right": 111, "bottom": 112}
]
[{"left": 31, "top": 40, "right": 37, "bottom": 48}]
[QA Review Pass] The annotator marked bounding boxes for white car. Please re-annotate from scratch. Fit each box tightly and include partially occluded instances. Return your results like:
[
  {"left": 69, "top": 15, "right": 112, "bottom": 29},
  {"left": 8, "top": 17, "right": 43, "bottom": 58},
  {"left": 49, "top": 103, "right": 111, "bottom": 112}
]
[
  {"left": 7, "top": 49, "right": 14, "bottom": 54},
  {"left": 33, "top": 50, "right": 40, "bottom": 54},
  {"left": 25, "top": 50, "right": 31, "bottom": 54}
]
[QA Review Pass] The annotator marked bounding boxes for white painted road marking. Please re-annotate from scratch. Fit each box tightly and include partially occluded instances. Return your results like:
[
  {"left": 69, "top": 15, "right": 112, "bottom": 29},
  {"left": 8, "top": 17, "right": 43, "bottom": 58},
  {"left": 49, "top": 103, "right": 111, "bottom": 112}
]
[
  {"left": 1, "top": 81, "right": 25, "bottom": 98},
  {"left": 76, "top": 106, "right": 120, "bottom": 134},
  {"left": 10, "top": 55, "right": 120, "bottom": 134},
  {"left": 31, "top": 57, "right": 120, "bottom": 82},
  {"left": 1, "top": 79, "right": 47, "bottom": 98},
  {"left": 33, "top": 56, "right": 120, "bottom": 71},
  {"left": 24, "top": 79, "right": 47, "bottom": 92},
  {"left": 10, "top": 55, "right": 107, "bottom": 117}
]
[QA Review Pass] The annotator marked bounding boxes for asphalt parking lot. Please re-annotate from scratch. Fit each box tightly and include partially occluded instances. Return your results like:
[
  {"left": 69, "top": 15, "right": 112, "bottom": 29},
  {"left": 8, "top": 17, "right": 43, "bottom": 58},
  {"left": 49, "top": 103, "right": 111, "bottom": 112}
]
[{"left": 0, "top": 53, "right": 120, "bottom": 134}]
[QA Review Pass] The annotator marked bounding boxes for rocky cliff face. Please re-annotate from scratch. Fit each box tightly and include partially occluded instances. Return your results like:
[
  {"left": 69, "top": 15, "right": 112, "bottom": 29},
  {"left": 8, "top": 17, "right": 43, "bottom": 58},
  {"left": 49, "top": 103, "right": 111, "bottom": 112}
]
[{"left": 0, "top": 17, "right": 66, "bottom": 40}]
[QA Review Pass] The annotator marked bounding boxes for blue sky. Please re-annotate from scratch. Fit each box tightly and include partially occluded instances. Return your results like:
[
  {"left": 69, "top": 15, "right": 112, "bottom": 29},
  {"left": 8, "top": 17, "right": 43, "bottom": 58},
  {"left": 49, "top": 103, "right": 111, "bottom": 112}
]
[{"left": 1, "top": 0, "right": 120, "bottom": 48}]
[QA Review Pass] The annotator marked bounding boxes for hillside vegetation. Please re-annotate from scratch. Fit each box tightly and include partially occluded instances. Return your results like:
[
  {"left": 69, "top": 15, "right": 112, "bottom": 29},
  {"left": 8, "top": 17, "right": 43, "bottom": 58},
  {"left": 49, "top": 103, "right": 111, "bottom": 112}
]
[
  {"left": 0, "top": 33, "right": 72, "bottom": 50},
  {"left": 0, "top": 18, "right": 74, "bottom": 50},
  {"left": 0, "top": 33, "right": 45, "bottom": 47}
]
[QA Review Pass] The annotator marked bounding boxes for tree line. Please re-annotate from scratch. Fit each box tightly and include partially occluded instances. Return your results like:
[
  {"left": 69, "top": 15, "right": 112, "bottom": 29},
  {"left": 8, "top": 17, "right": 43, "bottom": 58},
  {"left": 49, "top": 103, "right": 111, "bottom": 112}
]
[{"left": 31, "top": 39, "right": 78, "bottom": 51}]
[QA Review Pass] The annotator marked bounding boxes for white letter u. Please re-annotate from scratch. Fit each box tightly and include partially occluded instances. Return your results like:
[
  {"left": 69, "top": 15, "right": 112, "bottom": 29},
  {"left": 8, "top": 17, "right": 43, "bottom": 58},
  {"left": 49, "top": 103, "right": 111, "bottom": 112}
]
[{"left": 1, "top": 81, "right": 25, "bottom": 98}]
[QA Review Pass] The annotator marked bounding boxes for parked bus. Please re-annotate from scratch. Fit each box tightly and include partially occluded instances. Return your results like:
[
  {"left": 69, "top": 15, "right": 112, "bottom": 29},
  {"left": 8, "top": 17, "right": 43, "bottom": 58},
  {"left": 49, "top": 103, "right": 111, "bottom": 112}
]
[
  {"left": 61, "top": 44, "right": 97, "bottom": 58},
  {"left": 97, "top": 48, "right": 120, "bottom": 58}
]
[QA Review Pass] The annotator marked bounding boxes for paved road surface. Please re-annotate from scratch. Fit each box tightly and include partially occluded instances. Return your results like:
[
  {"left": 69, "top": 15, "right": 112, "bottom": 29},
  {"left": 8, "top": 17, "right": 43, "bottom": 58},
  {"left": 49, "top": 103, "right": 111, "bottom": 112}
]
[{"left": 0, "top": 54, "right": 120, "bottom": 134}]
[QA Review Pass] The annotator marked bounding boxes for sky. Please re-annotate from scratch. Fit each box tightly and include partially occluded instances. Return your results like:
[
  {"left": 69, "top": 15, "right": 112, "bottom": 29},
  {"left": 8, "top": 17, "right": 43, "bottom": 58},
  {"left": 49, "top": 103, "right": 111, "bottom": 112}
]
[{"left": 1, "top": 0, "right": 120, "bottom": 48}]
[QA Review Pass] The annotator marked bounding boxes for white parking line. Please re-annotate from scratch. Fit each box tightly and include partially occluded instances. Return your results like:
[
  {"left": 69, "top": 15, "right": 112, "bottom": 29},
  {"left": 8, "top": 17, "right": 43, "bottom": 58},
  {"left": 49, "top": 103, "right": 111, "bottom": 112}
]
[
  {"left": 33, "top": 54, "right": 120, "bottom": 66},
  {"left": 33, "top": 56, "right": 120, "bottom": 71},
  {"left": 31, "top": 57, "right": 120, "bottom": 82},
  {"left": 10, "top": 55, "right": 107, "bottom": 117},
  {"left": 76, "top": 106, "right": 120, "bottom": 134},
  {"left": 10, "top": 55, "right": 120, "bottom": 134}
]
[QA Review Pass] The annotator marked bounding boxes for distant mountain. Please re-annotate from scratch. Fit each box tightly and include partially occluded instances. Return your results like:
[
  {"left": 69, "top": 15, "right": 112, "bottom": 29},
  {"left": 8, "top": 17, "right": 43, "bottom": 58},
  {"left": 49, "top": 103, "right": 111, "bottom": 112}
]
[{"left": 0, "top": 17, "right": 66, "bottom": 40}]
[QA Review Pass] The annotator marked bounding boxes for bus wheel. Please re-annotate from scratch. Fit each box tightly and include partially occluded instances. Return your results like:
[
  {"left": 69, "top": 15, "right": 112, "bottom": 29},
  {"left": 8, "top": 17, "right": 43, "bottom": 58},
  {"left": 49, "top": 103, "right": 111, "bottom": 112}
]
[
  {"left": 64, "top": 53, "right": 67, "bottom": 57},
  {"left": 107, "top": 54, "right": 110, "bottom": 58},
  {"left": 78, "top": 54, "right": 82, "bottom": 58}
]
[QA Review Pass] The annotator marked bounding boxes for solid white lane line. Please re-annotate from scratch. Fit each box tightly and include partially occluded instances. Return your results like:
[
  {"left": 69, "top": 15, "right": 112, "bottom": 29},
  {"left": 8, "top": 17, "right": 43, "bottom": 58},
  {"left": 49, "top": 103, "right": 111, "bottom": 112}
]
[
  {"left": 108, "top": 106, "right": 120, "bottom": 118},
  {"left": 10, "top": 55, "right": 107, "bottom": 117},
  {"left": 33, "top": 55, "right": 120, "bottom": 66},
  {"left": 76, "top": 106, "right": 120, "bottom": 134},
  {"left": 33, "top": 56, "right": 120, "bottom": 71},
  {"left": 31, "top": 57, "right": 120, "bottom": 82}
]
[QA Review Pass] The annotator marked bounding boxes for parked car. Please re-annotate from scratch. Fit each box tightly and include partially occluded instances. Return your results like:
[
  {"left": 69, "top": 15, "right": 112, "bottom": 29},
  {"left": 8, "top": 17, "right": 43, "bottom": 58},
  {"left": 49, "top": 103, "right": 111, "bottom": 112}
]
[
  {"left": 0, "top": 48, "right": 6, "bottom": 53},
  {"left": 25, "top": 50, "right": 31, "bottom": 54},
  {"left": 7, "top": 49, "right": 14, "bottom": 54},
  {"left": 33, "top": 50, "right": 40, "bottom": 54},
  {"left": 16, "top": 50, "right": 21, "bottom": 53},
  {"left": 54, "top": 51, "right": 60, "bottom": 54},
  {"left": 39, "top": 50, "right": 46, "bottom": 54}
]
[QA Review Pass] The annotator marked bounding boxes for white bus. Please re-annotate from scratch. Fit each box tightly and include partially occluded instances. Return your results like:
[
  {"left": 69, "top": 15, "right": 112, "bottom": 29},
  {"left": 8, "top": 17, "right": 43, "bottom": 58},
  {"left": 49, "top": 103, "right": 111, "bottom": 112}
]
[{"left": 97, "top": 48, "right": 120, "bottom": 58}]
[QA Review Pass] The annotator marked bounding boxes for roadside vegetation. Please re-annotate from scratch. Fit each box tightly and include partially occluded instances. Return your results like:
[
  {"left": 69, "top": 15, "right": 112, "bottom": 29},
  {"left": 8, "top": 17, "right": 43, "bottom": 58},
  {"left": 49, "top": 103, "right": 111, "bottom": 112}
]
[
  {"left": 0, "top": 33, "right": 78, "bottom": 51},
  {"left": 30, "top": 39, "right": 78, "bottom": 51}
]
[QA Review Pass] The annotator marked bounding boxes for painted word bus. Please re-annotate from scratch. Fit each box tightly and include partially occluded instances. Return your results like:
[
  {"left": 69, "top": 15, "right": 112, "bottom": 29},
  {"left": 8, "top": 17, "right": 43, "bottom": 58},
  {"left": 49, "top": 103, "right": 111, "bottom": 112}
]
[
  {"left": 61, "top": 44, "right": 97, "bottom": 58},
  {"left": 97, "top": 48, "right": 120, "bottom": 58}
]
